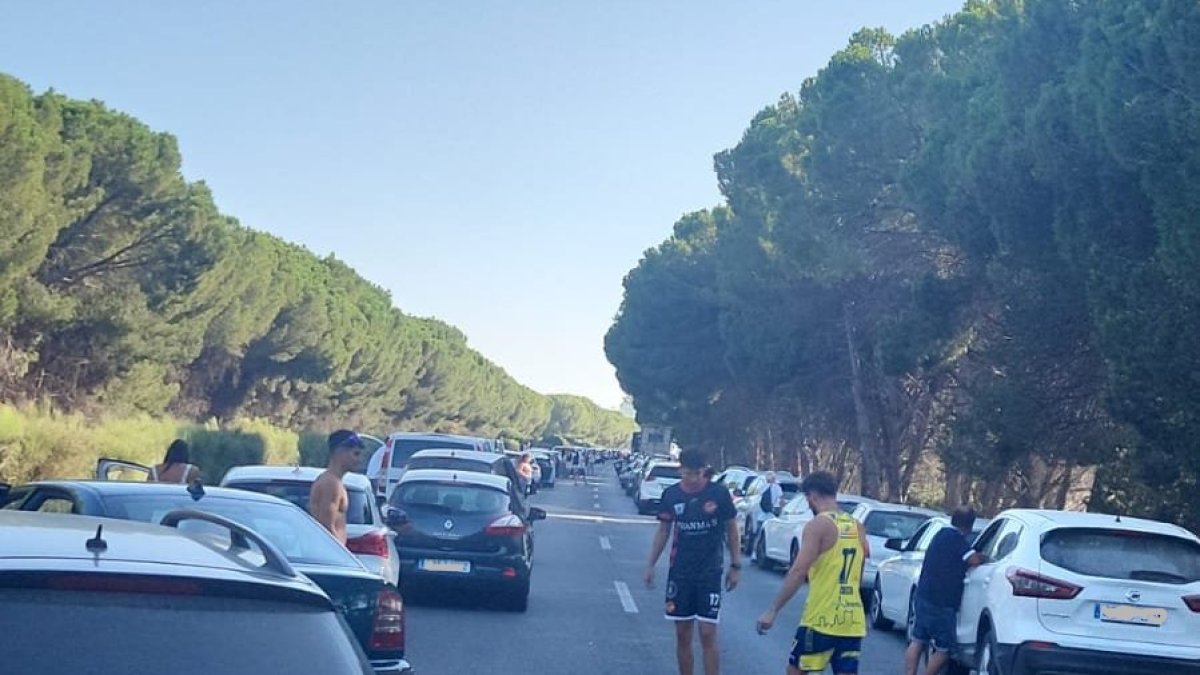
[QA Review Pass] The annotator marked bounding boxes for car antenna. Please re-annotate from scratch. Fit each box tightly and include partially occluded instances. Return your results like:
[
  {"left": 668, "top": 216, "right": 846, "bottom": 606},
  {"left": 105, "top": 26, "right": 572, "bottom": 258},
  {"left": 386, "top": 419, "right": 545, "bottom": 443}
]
[
  {"left": 86, "top": 524, "right": 108, "bottom": 553},
  {"left": 187, "top": 480, "right": 205, "bottom": 502},
  {"left": 1115, "top": 513, "right": 1122, "bottom": 523}
]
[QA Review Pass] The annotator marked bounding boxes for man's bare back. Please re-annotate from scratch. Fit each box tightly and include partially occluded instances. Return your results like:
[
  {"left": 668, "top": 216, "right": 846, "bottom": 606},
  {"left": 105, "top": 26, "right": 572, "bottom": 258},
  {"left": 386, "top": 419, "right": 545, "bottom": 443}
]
[{"left": 310, "top": 470, "right": 349, "bottom": 544}]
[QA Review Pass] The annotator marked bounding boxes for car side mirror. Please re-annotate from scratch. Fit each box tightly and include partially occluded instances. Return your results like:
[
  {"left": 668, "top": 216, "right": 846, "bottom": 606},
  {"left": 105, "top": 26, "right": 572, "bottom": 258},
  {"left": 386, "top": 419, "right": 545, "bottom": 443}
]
[
  {"left": 529, "top": 507, "right": 547, "bottom": 522},
  {"left": 884, "top": 537, "right": 904, "bottom": 551},
  {"left": 385, "top": 507, "right": 408, "bottom": 530},
  {"left": 733, "top": 489, "right": 745, "bottom": 498}
]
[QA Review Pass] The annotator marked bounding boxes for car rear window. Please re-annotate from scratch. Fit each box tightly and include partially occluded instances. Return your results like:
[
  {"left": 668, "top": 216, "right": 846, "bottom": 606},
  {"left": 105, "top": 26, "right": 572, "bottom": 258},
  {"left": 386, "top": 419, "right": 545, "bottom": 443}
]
[
  {"left": 405, "top": 457, "right": 494, "bottom": 475},
  {"left": 224, "top": 481, "right": 374, "bottom": 525},
  {"left": 863, "top": 511, "right": 930, "bottom": 540},
  {"left": 0, "top": 588, "right": 371, "bottom": 675},
  {"left": 104, "top": 495, "right": 363, "bottom": 568},
  {"left": 649, "top": 466, "right": 682, "bottom": 479},
  {"left": 394, "top": 481, "right": 510, "bottom": 515},
  {"left": 390, "top": 439, "right": 476, "bottom": 467},
  {"left": 1041, "top": 528, "right": 1200, "bottom": 584}
]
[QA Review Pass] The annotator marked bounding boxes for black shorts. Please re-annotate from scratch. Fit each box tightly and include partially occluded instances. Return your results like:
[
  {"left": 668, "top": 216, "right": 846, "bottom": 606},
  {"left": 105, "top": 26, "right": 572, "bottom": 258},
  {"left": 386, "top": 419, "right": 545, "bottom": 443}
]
[
  {"left": 665, "top": 574, "right": 722, "bottom": 623},
  {"left": 789, "top": 627, "right": 861, "bottom": 674}
]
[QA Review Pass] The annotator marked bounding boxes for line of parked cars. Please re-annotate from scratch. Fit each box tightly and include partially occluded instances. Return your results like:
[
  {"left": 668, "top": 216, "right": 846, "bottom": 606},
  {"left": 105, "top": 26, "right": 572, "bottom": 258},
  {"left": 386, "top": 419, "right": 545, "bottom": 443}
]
[
  {"left": 1, "top": 431, "right": 559, "bottom": 674},
  {"left": 703, "top": 462, "right": 1200, "bottom": 674}
]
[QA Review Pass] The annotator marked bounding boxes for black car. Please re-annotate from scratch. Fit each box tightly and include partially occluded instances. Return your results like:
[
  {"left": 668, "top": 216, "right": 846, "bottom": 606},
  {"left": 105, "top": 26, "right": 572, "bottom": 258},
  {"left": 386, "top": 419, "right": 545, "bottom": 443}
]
[
  {"left": 0, "top": 509, "right": 374, "bottom": 675},
  {"left": 387, "top": 468, "right": 546, "bottom": 611},
  {"left": 0, "top": 480, "right": 411, "bottom": 675}
]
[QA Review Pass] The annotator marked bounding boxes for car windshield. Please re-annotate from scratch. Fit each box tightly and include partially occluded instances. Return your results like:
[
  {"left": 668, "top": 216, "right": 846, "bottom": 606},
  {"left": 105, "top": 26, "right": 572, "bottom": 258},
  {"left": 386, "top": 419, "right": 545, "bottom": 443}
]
[
  {"left": 103, "top": 495, "right": 362, "bottom": 568},
  {"left": 862, "top": 511, "right": 930, "bottom": 540},
  {"left": 649, "top": 466, "right": 682, "bottom": 480},
  {"left": 0, "top": 589, "right": 371, "bottom": 675},
  {"left": 405, "top": 457, "right": 494, "bottom": 474},
  {"left": 394, "top": 481, "right": 510, "bottom": 515},
  {"left": 223, "top": 481, "right": 373, "bottom": 525},
  {"left": 1041, "top": 528, "right": 1200, "bottom": 584},
  {"left": 390, "top": 439, "right": 477, "bottom": 468}
]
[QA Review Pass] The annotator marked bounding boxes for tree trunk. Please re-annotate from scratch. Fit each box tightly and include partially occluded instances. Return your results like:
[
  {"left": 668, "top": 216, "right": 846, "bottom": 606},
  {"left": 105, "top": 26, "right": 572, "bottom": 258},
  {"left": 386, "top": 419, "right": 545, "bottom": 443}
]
[{"left": 844, "top": 302, "right": 882, "bottom": 498}]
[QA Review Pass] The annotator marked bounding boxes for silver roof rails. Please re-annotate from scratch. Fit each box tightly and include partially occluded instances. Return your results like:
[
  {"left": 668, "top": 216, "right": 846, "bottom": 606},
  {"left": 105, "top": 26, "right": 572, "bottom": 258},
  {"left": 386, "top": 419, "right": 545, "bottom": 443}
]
[{"left": 160, "top": 509, "right": 297, "bottom": 578}]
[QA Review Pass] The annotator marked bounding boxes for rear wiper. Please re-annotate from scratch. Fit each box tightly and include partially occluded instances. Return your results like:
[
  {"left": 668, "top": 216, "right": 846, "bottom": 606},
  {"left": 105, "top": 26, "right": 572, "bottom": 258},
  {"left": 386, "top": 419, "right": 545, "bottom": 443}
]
[{"left": 1128, "top": 570, "right": 1190, "bottom": 584}]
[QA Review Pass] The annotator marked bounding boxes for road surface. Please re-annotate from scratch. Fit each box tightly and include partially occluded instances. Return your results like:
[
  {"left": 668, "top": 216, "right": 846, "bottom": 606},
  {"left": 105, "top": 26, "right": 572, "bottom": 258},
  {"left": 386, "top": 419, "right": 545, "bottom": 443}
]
[{"left": 405, "top": 468, "right": 909, "bottom": 674}]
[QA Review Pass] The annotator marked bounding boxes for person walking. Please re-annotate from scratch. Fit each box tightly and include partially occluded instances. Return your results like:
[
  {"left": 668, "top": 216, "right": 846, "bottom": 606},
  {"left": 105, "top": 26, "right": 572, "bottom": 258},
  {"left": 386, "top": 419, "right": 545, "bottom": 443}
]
[
  {"left": 756, "top": 471, "right": 868, "bottom": 675},
  {"left": 310, "top": 430, "right": 365, "bottom": 545},
  {"left": 150, "top": 439, "right": 200, "bottom": 484},
  {"left": 904, "top": 507, "right": 984, "bottom": 675},
  {"left": 645, "top": 449, "right": 741, "bottom": 675}
]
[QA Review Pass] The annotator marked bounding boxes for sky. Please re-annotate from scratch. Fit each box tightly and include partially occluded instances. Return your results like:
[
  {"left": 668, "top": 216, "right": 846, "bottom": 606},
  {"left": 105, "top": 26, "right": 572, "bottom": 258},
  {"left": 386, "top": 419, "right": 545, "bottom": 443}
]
[{"left": 0, "top": 0, "right": 963, "bottom": 409}]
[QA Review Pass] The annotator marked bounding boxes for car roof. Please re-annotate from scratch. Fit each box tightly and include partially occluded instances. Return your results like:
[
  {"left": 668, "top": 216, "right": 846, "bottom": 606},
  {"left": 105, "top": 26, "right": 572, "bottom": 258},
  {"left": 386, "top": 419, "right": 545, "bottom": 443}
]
[
  {"left": 386, "top": 431, "right": 486, "bottom": 444},
  {"left": 397, "top": 469, "right": 510, "bottom": 492},
  {"left": 0, "top": 511, "right": 324, "bottom": 596},
  {"left": 220, "top": 466, "right": 373, "bottom": 491},
  {"left": 857, "top": 501, "right": 943, "bottom": 517},
  {"left": 409, "top": 448, "right": 502, "bottom": 463},
  {"left": 997, "top": 509, "right": 1198, "bottom": 540},
  {"left": 647, "top": 461, "right": 681, "bottom": 469},
  {"left": 24, "top": 480, "right": 301, "bottom": 505}
]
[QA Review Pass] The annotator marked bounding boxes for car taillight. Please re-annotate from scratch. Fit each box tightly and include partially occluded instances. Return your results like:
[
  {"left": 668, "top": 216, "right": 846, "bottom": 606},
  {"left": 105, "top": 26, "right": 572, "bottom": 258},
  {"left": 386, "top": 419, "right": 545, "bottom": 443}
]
[
  {"left": 347, "top": 530, "right": 390, "bottom": 558},
  {"left": 485, "top": 514, "right": 527, "bottom": 537},
  {"left": 369, "top": 587, "right": 405, "bottom": 651},
  {"left": 1006, "top": 567, "right": 1082, "bottom": 600},
  {"left": 1184, "top": 595, "right": 1200, "bottom": 613}
]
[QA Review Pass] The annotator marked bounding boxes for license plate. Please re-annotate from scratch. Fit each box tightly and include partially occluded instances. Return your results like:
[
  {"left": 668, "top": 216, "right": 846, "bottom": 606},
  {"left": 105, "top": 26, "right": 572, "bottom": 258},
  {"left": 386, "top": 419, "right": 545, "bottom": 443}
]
[
  {"left": 1095, "top": 603, "right": 1167, "bottom": 627},
  {"left": 419, "top": 559, "right": 471, "bottom": 574}
]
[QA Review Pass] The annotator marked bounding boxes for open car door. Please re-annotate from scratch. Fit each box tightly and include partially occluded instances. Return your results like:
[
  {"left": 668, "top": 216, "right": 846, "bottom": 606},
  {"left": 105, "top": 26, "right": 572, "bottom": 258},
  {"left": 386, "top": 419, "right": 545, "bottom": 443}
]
[{"left": 96, "top": 458, "right": 154, "bottom": 481}]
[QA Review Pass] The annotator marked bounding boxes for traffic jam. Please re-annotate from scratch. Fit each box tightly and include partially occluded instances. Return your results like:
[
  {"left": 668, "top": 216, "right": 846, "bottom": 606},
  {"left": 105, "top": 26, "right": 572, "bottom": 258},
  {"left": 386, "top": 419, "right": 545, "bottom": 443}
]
[{"left": 0, "top": 431, "right": 604, "bottom": 675}]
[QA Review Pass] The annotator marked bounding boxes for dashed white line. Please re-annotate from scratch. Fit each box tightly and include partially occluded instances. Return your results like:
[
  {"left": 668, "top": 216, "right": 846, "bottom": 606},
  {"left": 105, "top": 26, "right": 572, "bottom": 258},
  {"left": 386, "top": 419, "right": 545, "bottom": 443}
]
[
  {"left": 599, "top": 536, "right": 612, "bottom": 551},
  {"left": 594, "top": 502, "right": 602, "bottom": 509},
  {"left": 614, "top": 581, "right": 639, "bottom": 613}
]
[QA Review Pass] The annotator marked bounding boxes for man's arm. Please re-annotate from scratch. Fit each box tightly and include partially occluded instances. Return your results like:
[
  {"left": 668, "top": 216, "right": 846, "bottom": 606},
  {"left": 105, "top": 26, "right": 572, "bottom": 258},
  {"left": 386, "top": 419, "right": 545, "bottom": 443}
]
[
  {"left": 757, "top": 516, "right": 832, "bottom": 632},
  {"left": 644, "top": 520, "right": 671, "bottom": 588}
]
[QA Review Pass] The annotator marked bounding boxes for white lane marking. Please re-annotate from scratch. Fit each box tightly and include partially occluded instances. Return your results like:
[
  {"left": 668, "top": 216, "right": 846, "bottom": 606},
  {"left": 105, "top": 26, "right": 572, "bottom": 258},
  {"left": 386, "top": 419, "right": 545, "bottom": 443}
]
[
  {"left": 594, "top": 502, "right": 602, "bottom": 509},
  {"left": 600, "top": 536, "right": 612, "bottom": 551},
  {"left": 614, "top": 581, "right": 639, "bottom": 613}
]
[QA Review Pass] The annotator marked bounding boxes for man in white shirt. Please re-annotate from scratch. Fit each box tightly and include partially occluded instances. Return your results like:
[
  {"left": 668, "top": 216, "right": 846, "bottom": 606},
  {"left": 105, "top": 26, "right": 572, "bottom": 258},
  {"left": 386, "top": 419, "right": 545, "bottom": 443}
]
[{"left": 750, "top": 472, "right": 784, "bottom": 553}]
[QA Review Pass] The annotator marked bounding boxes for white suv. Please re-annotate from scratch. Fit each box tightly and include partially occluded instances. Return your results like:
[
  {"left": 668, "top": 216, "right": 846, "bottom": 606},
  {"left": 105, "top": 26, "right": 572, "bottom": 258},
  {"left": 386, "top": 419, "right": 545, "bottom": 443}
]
[
  {"left": 952, "top": 509, "right": 1200, "bottom": 675},
  {"left": 635, "top": 461, "right": 682, "bottom": 515}
]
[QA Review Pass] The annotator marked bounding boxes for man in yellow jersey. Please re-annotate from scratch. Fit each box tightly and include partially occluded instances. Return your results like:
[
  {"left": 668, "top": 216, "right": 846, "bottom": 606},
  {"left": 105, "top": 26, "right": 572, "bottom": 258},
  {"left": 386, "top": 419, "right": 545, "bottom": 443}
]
[{"left": 756, "top": 471, "right": 869, "bottom": 675}]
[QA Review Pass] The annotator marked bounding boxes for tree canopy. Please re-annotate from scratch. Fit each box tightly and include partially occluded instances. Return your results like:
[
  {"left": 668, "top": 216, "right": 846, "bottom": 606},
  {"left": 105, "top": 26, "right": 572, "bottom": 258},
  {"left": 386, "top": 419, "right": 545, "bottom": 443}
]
[
  {"left": 607, "top": 0, "right": 1200, "bottom": 528},
  {"left": 0, "top": 76, "right": 632, "bottom": 448}
]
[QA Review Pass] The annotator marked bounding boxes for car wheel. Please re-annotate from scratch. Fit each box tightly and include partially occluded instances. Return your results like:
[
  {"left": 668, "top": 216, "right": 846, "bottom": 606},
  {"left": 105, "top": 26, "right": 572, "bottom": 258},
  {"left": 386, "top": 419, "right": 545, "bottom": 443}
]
[
  {"left": 755, "top": 532, "right": 773, "bottom": 570},
  {"left": 905, "top": 591, "right": 916, "bottom": 634},
  {"left": 978, "top": 626, "right": 1003, "bottom": 675},
  {"left": 788, "top": 540, "right": 799, "bottom": 568},
  {"left": 506, "top": 580, "right": 530, "bottom": 613},
  {"left": 869, "top": 580, "right": 893, "bottom": 630},
  {"left": 742, "top": 518, "right": 755, "bottom": 555}
]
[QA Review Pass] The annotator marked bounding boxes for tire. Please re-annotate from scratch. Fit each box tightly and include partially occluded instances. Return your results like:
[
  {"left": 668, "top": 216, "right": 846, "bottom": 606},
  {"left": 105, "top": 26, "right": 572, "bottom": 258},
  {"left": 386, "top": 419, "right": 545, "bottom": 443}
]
[
  {"left": 906, "top": 591, "right": 917, "bottom": 634},
  {"left": 788, "top": 540, "right": 799, "bottom": 569},
  {"left": 742, "top": 517, "right": 755, "bottom": 555},
  {"left": 978, "top": 626, "right": 1003, "bottom": 675},
  {"left": 755, "top": 532, "right": 773, "bottom": 570},
  {"left": 506, "top": 579, "right": 530, "bottom": 612},
  {"left": 636, "top": 500, "right": 650, "bottom": 516},
  {"left": 869, "top": 580, "right": 893, "bottom": 630}
]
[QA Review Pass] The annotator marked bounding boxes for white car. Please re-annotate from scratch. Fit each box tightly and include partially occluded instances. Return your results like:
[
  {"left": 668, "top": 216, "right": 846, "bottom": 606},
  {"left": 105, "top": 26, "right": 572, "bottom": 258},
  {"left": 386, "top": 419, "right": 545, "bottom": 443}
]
[
  {"left": 220, "top": 465, "right": 401, "bottom": 586},
  {"left": 756, "top": 493, "right": 879, "bottom": 569},
  {"left": 366, "top": 432, "right": 496, "bottom": 499},
  {"left": 950, "top": 509, "right": 1200, "bottom": 675},
  {"left": 851, "top": 501, "right": 943, "bottom": 595},
  {"left": 736, "top": 474, "right": 803, "bottom": 552},
  {"left": 635, "top": 461, "right": 682, "bottom": 515},
  {"left": 870, "top": 515, "right": 990, "bottom": 631}
]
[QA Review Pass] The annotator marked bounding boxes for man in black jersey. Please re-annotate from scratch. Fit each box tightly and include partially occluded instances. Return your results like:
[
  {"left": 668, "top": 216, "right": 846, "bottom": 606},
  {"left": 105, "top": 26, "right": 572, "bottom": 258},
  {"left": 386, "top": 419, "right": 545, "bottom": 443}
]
[{"left": 645, "top": 449, "right": 741, "bottom": 675}]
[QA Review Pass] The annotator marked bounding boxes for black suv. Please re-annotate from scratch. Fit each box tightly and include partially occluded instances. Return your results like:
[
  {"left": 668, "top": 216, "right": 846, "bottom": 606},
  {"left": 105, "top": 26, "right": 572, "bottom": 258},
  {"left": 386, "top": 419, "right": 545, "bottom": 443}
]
[{"left": 0, "top": 510, "right": 374, "bottom": 675}]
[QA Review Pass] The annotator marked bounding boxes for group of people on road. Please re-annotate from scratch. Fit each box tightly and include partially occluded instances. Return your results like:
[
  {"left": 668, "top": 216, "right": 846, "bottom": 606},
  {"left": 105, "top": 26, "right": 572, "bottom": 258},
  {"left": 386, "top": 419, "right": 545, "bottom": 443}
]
[{"left": 646, "top": 449, "right": 983, "bottom": 675}]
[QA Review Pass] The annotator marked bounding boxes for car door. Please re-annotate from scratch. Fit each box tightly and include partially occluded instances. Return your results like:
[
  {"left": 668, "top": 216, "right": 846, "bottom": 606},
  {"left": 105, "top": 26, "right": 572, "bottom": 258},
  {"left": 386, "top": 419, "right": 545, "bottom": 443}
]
[
  {"left": 879, "top": 521, "right": 932, "bottom": 620},
  {"left": 96, "top": 458, "right": 153, "bottom": 481},
  {"left": 764, "top": 498, "right": 804, "bottom": 561},
  {"left": 957, "top": 518, "right": 1012, "bottom": 648}
]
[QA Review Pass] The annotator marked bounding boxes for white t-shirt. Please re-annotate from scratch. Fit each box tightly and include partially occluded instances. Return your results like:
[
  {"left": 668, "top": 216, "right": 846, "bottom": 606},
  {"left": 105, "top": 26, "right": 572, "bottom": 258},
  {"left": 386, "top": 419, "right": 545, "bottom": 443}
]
[{"left": 366, "top": 446, "right": 388, "bottom": 479}]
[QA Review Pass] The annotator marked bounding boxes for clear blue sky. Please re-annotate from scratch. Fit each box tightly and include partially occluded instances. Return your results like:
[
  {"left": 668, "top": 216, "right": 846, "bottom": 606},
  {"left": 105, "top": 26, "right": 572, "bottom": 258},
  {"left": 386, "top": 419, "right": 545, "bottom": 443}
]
[{"left": 0, "top": 1, "right": 962, "bottom": 409}]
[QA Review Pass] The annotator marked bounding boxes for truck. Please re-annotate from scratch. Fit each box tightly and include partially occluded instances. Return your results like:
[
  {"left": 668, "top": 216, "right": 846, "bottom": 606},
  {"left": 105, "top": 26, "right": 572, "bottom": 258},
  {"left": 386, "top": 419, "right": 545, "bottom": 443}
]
[{"left": 638, "top": 425, "right": 673, "bottom": 457}]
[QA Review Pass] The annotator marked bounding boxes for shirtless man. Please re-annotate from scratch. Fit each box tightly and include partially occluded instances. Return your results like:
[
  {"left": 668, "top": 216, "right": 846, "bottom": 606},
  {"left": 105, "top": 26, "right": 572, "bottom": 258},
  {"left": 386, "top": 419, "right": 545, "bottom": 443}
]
[{"left": 310, "top": 429, "right": 365, "bottom": 544}]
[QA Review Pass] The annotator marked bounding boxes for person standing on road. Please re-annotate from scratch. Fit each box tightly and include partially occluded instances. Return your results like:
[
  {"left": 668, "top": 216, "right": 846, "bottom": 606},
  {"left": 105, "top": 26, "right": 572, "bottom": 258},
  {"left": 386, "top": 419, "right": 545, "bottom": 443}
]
[
  {"left": 904, "top": 507, "right": 985, "bottom": 675},
  {"left": 516, "top": 452, "right": 535, "bottom": 495},
  {"left": 645, "top": 449, "right": 741, "bottom": 675},
  {"left": 571, "top": 451, "right": 584, "bottom": 485},
  {"left": 151, "top": 439, "right": 201, "bottom": 484},
  {"left": 756, "top": 471, "right": 868, "bottom": 675},
  {"left": 750, "top": 471, "right": 784, "bottom": 556},
  {"left": 310, "top": 430, "right": 365, "bottom": 545}
]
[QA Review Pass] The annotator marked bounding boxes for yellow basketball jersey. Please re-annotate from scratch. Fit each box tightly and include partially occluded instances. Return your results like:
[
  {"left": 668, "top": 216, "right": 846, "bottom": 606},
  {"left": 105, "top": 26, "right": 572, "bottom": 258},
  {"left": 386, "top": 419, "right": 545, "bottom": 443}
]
[{"left": 800, "top": 511, "right": 867, "bottom": 637}]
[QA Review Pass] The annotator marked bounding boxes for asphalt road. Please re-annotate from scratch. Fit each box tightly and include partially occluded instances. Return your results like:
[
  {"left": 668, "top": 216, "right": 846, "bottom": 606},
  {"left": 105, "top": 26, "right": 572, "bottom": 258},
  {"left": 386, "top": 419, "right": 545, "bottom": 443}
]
[{"left": 404, "top": 467, "right": 910, "bottom": 674}]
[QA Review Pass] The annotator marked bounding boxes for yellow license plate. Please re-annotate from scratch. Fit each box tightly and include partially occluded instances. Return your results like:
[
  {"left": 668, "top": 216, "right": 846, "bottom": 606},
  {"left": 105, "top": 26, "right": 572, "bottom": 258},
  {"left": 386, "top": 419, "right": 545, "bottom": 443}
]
[
  {"left": 419, "top": 559, "right": 471, "bottom": 574},
  {"left": 1096, "top": 603, "right": 1167, "bottom": 627}
]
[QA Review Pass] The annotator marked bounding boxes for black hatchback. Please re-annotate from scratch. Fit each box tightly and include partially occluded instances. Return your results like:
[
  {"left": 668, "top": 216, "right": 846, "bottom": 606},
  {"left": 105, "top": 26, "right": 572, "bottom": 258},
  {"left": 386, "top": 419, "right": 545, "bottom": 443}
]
[{"left": 388, "top": 469, "right": 545, "bottom": 611}]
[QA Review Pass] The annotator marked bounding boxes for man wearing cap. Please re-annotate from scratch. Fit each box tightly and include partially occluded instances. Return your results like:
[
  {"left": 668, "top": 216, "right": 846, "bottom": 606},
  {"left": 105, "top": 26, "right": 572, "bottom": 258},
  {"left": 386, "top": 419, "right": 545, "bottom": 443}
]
[{"left": 310, "top": 429, "right": 365, "bottom": 544}]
